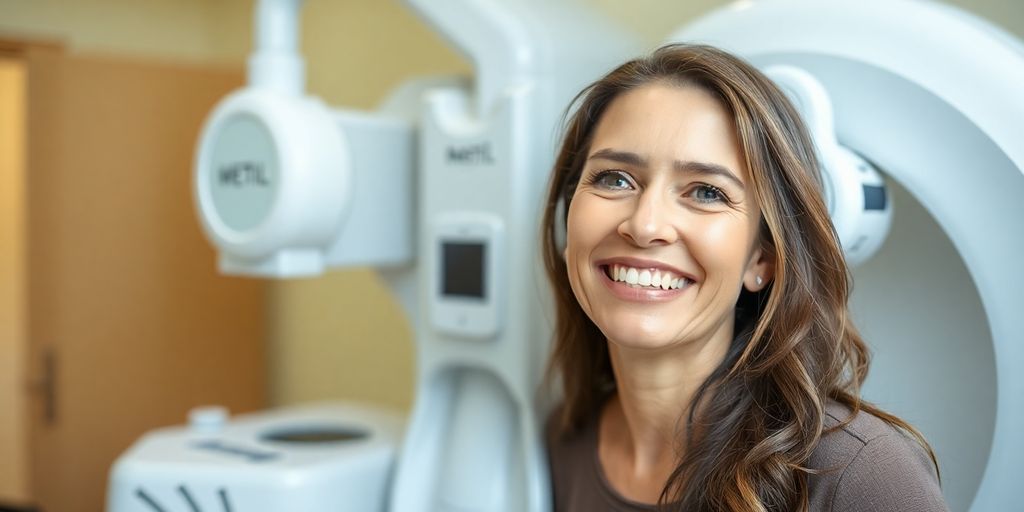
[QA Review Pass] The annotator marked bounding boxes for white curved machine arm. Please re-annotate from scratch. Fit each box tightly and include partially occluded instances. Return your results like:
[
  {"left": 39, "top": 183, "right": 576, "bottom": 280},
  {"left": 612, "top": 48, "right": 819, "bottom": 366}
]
[{"left": 672, "top": 1, "right": 1024, "bottom": 509}]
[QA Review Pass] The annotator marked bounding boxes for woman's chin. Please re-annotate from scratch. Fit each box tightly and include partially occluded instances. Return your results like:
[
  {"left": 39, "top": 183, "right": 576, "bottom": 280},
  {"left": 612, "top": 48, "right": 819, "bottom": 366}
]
[{"left": 599, "top": 323, "right": 689, "bottom": 353}]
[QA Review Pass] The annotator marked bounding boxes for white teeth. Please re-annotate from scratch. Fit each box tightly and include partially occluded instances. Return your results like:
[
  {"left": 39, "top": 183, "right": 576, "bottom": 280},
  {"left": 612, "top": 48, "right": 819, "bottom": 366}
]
[
  {"left": 608, "top": 264, "right": 687, "bottom": 290},
  {"left": 625, "top": 267, "right": 639, "bottom": 285},
  {"left": 638, "top": 270, "right": 652, "bottom": 286}
]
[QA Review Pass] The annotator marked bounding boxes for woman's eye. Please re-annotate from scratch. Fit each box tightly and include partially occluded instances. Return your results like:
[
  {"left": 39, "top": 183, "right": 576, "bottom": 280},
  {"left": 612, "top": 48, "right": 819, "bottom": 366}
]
[
  {"left": 591, "top": 171, "right": 633, "bottom": 191},
  {"left": 689, "top": 184, "right": 726, "bottom": 203}
]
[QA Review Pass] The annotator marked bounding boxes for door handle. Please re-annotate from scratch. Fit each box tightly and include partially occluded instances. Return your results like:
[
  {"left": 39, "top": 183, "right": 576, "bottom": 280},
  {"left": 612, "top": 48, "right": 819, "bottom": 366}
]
[{"left": 29, "top": 346, "right": 57, "bottom": 425}]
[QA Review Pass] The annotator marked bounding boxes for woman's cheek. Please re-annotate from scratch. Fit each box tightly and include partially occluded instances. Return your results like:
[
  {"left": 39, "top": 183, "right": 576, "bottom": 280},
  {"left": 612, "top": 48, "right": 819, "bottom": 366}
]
[{"left": 692, "top": 216, "right": 753, "bottom": 270}]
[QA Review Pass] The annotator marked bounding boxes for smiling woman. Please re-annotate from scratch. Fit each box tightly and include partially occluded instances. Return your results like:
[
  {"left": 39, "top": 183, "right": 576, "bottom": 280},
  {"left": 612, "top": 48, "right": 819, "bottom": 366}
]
[
  {"left": 542, "top": 45, "right": 948, "bottom": 512},
  {"left": 566, "top": 83, "right": 764, "bottom": 357}
]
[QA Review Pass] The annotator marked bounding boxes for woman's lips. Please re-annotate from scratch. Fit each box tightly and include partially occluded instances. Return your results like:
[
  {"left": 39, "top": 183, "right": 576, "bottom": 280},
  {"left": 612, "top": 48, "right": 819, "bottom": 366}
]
[
  {"left": 593, "top": 257, "right": 698, "bottom": 283},
  {"left": 598, "top": 264, "right": 691, "bottom": 302}
]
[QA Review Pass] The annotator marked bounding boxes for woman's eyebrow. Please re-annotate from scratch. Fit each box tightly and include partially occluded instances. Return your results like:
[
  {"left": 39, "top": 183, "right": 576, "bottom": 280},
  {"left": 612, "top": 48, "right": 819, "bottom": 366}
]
[
  {"left": 588, "top": 147, "right": 745, "bottom": 190},
  {"left": 674, "top": 160, "right": 745, "bottom": 191},
  {"left": 588, "top": 148, "right": 646, "bottom": 167}
]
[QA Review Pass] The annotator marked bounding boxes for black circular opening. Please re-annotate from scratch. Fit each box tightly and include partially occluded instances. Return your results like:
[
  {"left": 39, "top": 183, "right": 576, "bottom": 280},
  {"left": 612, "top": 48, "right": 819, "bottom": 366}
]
[{"left": 261, "top": 425, "right": 368, "bottom": 444}]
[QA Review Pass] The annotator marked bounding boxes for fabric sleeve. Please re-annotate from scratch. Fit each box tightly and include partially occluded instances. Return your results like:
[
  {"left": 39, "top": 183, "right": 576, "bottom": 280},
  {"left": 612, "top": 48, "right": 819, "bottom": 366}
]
[{"left": 831, "top": 433, "right": 949, "bottom": 512}]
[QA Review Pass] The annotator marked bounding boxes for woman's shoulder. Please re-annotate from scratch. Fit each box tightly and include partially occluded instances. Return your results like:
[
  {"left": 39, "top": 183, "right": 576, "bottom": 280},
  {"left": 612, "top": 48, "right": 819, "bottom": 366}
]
[{"left": 808, "top": 401, "right": 948, "bottom": 512}]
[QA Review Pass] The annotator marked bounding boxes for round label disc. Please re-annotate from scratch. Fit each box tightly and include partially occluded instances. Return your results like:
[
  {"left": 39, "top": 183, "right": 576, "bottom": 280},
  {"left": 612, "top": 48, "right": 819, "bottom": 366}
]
[{"left": 208, "top": 113, "right": 280, "bottom": 232}]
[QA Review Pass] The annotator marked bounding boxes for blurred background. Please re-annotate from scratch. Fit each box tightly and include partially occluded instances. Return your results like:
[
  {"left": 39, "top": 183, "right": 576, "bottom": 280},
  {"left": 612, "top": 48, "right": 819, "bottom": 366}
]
[{"left": 1, "top": 0, "right": 1022, "bottom": 511}]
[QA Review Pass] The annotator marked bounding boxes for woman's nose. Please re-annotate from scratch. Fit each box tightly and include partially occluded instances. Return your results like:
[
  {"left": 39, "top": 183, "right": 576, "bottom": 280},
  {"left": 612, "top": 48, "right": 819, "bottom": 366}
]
[{"left": 617, "top": 189, "right": 678, "bottom": 247}]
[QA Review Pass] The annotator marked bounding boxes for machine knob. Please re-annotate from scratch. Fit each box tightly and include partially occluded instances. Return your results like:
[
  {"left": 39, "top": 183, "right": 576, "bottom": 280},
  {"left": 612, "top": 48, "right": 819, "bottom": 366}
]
[
  {"left": 188, "top": 405, "right": 230, "bottom": 433},
  {"left": 194, "top": 88, "right": 352, "bottom": 276}
]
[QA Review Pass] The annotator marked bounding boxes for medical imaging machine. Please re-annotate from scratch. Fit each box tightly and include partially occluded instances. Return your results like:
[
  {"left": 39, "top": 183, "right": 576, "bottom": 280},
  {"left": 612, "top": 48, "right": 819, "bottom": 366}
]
[{"left": 108, "top": 1, "right": 1024, "bottom": 511}]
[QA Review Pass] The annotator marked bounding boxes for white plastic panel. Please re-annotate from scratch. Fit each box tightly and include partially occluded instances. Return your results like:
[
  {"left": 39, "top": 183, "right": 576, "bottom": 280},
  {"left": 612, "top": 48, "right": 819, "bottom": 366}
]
[
  {"left": 107, "top": 403, "right": 404, "bottom": 512},
  {"left": 391, "top": 83, "right": 550, "bottom": 512},
  {"left": 761, "top": 53, "right": 1016, "bottom": 512},
  {"left": 436, "top": 368, "right": 521, "bottom": 511},
  {"left": 431, "top": 213, "right": 505, "bottom": 340},
  {"left": 852, "top": 180, "right": 995, "bottom": 512}
]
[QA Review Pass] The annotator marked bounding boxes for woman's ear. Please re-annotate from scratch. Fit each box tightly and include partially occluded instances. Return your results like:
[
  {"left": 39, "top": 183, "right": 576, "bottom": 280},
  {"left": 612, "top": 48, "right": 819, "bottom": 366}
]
[{"left": 743, "top": 244, "right": 776, "bottom": 292}]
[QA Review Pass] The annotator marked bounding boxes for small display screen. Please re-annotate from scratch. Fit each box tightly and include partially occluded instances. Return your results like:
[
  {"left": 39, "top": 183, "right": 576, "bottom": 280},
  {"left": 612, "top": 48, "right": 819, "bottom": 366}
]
[
  {"left": 442, "top": 242, "right": 486, "bottom": 299},
  {"left": 863, "top": 184, "right": 887, "bottom": 211}
]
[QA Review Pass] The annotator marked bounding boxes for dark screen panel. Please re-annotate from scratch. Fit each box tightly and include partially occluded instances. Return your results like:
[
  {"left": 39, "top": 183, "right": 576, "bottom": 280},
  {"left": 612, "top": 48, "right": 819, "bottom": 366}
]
[
  {"left": 442, "top": 242, "right": 486, "bottom": 299},
  {"left": 863, "top": 184, "right": 887, "bottom": 211}
]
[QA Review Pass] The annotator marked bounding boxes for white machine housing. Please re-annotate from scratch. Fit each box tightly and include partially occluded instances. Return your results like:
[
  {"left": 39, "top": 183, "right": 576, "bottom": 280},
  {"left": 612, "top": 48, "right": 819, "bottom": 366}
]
[
  {"left": 763, "top": 64, "right": 893, "bottom": 266},
  {"left": 672, "top": 0, "right": 1024, "bottom": 509},
  {"left": 390, "top": 2, "right": 638, "bottom": 511},
  {"left": 193, "top": 0, "right": 417, "bottom": 277},
  {"left": 108, "top": 403, "right": 403, "bottom": 512}
]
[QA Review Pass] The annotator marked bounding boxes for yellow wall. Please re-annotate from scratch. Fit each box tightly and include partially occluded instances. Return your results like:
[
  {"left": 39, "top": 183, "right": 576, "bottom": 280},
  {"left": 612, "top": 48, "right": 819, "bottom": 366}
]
[
  {"left": 0, "top": 0, "right": 228, "bottom": 62},
  {"left": 0, "top": 57, "right": 29, "bottom": 504},
  {"left": 1, "top": 0, "right": 1021, "bottom": 414},
  {"left": 594, "top": 0, "right": 1024, "bottom": 47}
]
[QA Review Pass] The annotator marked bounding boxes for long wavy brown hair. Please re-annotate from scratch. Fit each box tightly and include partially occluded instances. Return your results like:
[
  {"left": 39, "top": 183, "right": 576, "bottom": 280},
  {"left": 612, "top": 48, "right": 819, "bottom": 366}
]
[{"left": 542, "top": 44, "right": 938, "bottom": 511}]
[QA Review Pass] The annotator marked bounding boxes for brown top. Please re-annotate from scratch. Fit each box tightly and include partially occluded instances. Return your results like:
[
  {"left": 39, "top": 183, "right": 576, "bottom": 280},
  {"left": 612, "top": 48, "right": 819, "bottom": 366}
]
[{"left": 546, "top": 401, "right": 949, "bottom": 512}]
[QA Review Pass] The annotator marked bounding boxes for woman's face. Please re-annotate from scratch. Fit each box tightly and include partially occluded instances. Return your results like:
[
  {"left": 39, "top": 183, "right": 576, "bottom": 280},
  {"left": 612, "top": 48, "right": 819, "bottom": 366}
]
[{"left": 565, "top": 83, "right": 772, "bottom": 354}]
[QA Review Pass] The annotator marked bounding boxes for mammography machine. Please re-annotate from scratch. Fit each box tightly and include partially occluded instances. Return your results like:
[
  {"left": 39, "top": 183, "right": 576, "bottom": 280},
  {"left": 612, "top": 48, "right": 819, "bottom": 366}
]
[{"left": 109, "top": 1, "right": 1024, "bottom": 511}]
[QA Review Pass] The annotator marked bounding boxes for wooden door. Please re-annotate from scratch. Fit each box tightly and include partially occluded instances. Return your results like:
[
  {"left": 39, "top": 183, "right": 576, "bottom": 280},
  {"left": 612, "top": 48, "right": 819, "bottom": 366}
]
[{"left": 23, "top": 48, "right": 267, "bottom": 512}]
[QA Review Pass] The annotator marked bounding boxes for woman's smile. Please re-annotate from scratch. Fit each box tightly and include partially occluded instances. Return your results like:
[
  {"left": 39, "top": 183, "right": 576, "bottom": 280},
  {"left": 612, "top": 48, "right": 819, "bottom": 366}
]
[{"left": 595, "top": 258, "right": 695, "bottom": 302}]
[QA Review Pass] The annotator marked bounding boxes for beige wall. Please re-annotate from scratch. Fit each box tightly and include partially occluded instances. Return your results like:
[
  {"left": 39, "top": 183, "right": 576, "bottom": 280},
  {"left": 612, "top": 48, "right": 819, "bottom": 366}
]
[
  {"left": 0, "top": 57, "right": 29, "bottom": 503},
  {"left": 594, "top": 0, "right": 1024, "bottom": 46},
  {"left": 1, "top": 0, "right": 1021, "bottom": 413},
  {"left": 0, "top": 0, "right": 226, "bottom": 62}
]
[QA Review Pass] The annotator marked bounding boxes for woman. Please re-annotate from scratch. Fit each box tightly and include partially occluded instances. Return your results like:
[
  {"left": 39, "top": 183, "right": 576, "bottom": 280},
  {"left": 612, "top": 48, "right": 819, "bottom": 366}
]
[{"left": 542, "top": 44, "right": 948, "bottom": 511}]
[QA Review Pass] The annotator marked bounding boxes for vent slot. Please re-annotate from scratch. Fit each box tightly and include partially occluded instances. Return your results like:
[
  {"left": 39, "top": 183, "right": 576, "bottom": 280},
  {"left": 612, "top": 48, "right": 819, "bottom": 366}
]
[
  {"left": 178, "top": 485, "right": 201, "bottom": 512},
  {"left": 134, "top": 488, "right": 168, "bottom": 512},
  {"left": 219, "top": 488, "right": 233, "bottom": 512}
]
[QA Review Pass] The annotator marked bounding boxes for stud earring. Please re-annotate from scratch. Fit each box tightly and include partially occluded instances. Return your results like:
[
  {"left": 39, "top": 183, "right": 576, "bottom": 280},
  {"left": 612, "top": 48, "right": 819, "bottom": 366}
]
[{"left": 755, "top": 276, "right": 763, "bottom": 286}]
